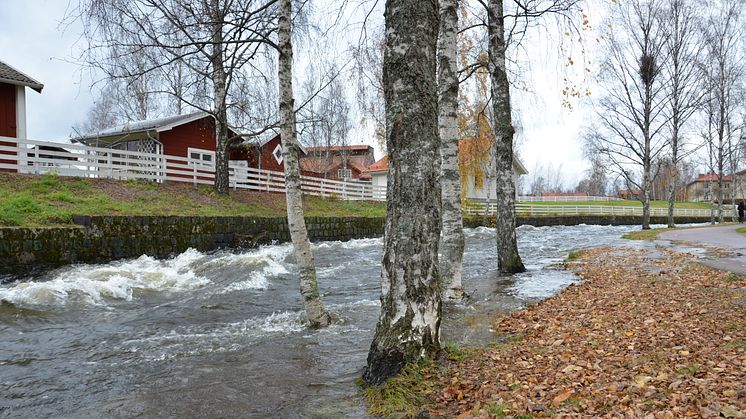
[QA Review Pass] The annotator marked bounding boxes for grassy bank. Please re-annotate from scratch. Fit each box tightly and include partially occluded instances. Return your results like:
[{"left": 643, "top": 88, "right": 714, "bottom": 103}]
[
  {"left": 0, "top": 173, "right": 386, "bottom": 227},
  {"left": 364, "top": 247, "right": 746, "bottom": 417}
]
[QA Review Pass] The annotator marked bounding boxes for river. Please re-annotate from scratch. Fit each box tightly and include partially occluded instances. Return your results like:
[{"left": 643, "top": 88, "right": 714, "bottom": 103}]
[{"left": 1, "top": 224, "right": 645, "bottom": 418}]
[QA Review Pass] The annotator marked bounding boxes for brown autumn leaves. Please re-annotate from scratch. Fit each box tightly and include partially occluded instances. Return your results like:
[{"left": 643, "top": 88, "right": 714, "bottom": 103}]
[{"left": 421, "top": 247, "right": 745, "bottom": 417}]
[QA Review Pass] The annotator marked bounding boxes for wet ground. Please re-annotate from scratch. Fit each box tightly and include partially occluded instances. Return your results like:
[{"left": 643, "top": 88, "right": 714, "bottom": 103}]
[{"left": 658, "top": 224, "right": 746, "bottom": 275}]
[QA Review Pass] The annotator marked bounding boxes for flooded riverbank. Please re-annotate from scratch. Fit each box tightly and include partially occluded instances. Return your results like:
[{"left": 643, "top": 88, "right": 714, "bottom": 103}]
[{"left": 1, "top": 224, "right": 644, "bottom": 417}]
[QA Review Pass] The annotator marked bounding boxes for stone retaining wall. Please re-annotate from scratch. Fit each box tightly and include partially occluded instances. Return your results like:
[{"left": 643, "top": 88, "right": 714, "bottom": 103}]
[
  {"left": 0, "top": 214, "right": 709, "bottom": 278},
  {"left": 0, "top": 216, "right": 385, "bottom": 278}
]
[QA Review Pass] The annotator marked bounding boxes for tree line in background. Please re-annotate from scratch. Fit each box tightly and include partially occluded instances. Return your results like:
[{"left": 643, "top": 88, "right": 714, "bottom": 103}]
[{"left": 587, "top": 0, "right": 745, "bottom": 229}]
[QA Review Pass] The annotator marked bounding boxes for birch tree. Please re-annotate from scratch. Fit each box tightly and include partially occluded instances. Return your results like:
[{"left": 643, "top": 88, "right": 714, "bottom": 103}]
[
  {"left": 662, "top": 0, "right": 704, "bottom": 228},
  {"left": 364, "top": 0, "right": 442, "bottom": 386},
  {"left": 703, "top": 1, "right": 743, "bottom": 222},
  {"left": 278, "top": 0, "right": 332, "bottom": 328},
  {"left": 488, "top": 0, "right": 525, "bottom": 273},
  {"left": 439, "top": 0, "right": 467, "bottom": 301},
  {"left": 588, "top": 0, "right": 669, "bottom": 230}
]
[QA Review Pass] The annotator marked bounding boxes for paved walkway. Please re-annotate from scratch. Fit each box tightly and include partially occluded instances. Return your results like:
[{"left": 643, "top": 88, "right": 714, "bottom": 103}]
[{"left": 658, "top": 224, "right": 746, "bottom": 275}]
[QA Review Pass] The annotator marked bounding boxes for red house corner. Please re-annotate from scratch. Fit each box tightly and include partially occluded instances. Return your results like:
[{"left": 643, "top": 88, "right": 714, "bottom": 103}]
[{"left": 0, "top": 60, "right": 44, "bottom": 172}]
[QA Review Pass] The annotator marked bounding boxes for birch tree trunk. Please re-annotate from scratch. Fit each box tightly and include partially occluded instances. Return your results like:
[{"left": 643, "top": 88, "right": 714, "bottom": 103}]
[
  {"left": 438, "top": 0, "right": 466, "bottom": 301},
  {"left": 642, "top": 164, "right": 652, "bottom": 230},
  {"left": 278, "top": 0, "right": 331, "bottom": 328},
  {"left": 210, "top": 0, "right": 230, "bottom": 195},
  {"left": 364, "top": 0, "right": 442, "bottom": 386},
  {"left": 488, "top": 0, "right": 525, "bottom": 274}
]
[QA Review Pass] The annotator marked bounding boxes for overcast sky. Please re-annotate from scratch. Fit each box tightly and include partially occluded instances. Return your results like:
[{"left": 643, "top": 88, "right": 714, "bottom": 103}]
[{"left": 1, "top": 0, "right": 600, "bottom": 187}]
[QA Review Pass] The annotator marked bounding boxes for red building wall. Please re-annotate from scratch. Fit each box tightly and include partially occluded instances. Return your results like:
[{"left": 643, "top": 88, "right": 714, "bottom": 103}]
[
  {"left": 159, "top": 117, "right": 217, "bottom": 181},
  {"left": 231, "top": 135, "right": 286, "bottom": 172},
  {"left": 0, "top": 83, "right": 17, "bottom": 172}
]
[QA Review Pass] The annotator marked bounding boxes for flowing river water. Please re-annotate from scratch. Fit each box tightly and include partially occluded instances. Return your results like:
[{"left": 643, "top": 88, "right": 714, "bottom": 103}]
[{"left": 1, "top": 224, "right": 650, "bottom": 417}]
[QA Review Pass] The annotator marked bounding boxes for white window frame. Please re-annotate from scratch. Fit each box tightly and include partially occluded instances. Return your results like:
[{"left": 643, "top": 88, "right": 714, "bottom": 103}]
[
  {"left": 188, "top": 147, "right": 215, "bottom": 168},
  {"left": 338, "top": 168, "right": 352, "bottom": 179}
]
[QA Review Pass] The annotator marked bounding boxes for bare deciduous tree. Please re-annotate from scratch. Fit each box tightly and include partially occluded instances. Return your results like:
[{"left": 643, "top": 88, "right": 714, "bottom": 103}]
[
  {"left": 278, "top": 0, "right": 332, "bottom": 328},
  {"left": 662, "top": 0, "right": 704, "bottom": 227},
  {"left": 488, "top": 0, "right": 525, "bottom": 274},
  {"left": 439, "top": 0, "right": 467, "bottom": 301},
  {"left": 588, "top": 0, "right": 669, "bottom": 230},
  {"left": 703, "top": 1, "right": 744, "bottom": 222}
]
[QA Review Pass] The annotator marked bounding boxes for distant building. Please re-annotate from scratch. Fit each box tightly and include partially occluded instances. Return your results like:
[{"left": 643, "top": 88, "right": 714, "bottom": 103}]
[
  {"left": 0, "top": 60, "right": 44, "bottom": 172},
  {"left": 685, "top": 172, "right": 732, "bottom": 202},
  {"left": 617, "top": 189, "right": 642, "bottom": 200},
  {"left": 300, "top": 145, "right": 375, "bottom": 181}
]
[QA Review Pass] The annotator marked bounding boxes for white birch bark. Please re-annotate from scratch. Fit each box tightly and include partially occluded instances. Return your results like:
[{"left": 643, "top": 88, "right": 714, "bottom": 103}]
[
  {"left": 210, "top": 0, "right": 230, "bottom": 195},
  {"left": 278, "top": 0, "right": 331, "bottom": 328},
  {"left": 364, "top": 0, "right": 442, "bottom": 386},
  {"left": 438, "top": 0, "right": 466, "bottom": 301},
  {"left": 488, "top": 0, "right": 525, "bottom": 274}
]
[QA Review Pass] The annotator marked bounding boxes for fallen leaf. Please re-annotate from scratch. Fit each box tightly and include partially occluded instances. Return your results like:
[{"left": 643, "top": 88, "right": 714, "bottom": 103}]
[
  {"left": 633, "top": 375, "right": 652, "bottom": 387},
  {"left": 552, "top": 388, "right": 573, "bottom": 406}
]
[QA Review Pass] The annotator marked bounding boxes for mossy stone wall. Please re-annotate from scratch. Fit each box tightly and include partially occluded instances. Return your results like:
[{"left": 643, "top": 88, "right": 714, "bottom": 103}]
[{"left": 0, "top": 216, "right": 385, "bottom": 278}]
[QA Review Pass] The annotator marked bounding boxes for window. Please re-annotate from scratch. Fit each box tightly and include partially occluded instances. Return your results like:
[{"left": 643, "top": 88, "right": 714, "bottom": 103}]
[
  {"left": 272, "top": 144, "right": 283, "bottom": 164},
  {"left": 188, "top": 148, "right": 215, "bottom": 168},
  {"left": 338, "top": 168, "right": 352, "bottom": 179}
]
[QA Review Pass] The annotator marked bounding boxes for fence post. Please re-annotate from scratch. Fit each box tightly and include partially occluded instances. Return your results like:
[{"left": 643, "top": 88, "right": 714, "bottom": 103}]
[{"left": 107, "top": 152, "right": 113, "bottom": 178}]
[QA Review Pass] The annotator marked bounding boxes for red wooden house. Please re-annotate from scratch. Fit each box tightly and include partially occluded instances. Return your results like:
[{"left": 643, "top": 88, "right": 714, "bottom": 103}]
[
  {"left": 0, "top": 60, "right": 44, "bottom": 172},
  {"left": 299, "top": 145, "right": 375, "bottom": 181},
  {"left": 73, "top": 113, "right": 312, "bottom": 181}
]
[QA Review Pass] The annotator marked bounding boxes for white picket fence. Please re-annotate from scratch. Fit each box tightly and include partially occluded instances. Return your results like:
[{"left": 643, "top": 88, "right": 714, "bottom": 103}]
[
  {"left": 464, "top": 201, "right": 714, "bottom": 218},
  {"left": 517, "top": 195, "right": 622, "bottom": 202},
  {"left": 0, "top": 136, "right": 387, "bottom": 201}
]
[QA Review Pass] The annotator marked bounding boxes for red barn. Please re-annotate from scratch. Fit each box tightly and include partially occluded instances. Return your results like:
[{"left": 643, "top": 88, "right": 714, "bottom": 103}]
[{"left": 0, "top": 60, "right": 44, "bottom": 172}]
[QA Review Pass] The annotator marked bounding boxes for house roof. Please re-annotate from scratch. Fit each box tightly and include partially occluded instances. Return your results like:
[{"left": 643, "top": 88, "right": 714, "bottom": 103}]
[
  {"left": 0, "top": 60, "right": 44, "bottom": 93},
  {"left": 72, "top": 111, "right": 239, "bottom": 147},
  {"left": 686, "top": 172, "right": 733, "bottom": 187},
  {"left": 306, "top": 145, "right": 373, "bottom": 153},
  {"left": 239, "top": 130, "right": 281, "bottom": 148},
  {"left": 364, "top": 156, "right": 388, "bottom": 174}
]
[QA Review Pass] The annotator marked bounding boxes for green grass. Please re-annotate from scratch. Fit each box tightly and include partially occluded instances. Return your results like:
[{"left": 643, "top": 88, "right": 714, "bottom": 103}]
[
  {"left": 566, "top": 250, "right": 582, "bottom": 260},
  {"left": 622, "top": 227, "right": 673, "bottom": 240},
  {"left": 361, "top": 361, "right": 434, "bottom": 418},
  {"left": 736, "top": 226, "right": 746, "bottom": 234},
  {"left": 0, "top": 173, "right": 386, "bottom": 227},
  {"left": 518, "top": 199, "right": 712, "bottom": 210}
]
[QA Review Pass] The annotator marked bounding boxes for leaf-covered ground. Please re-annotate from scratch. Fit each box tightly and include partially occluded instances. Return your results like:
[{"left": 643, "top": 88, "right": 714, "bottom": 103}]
[{"left": 370, "top": 247, "right": 746, "bottom": 418}]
